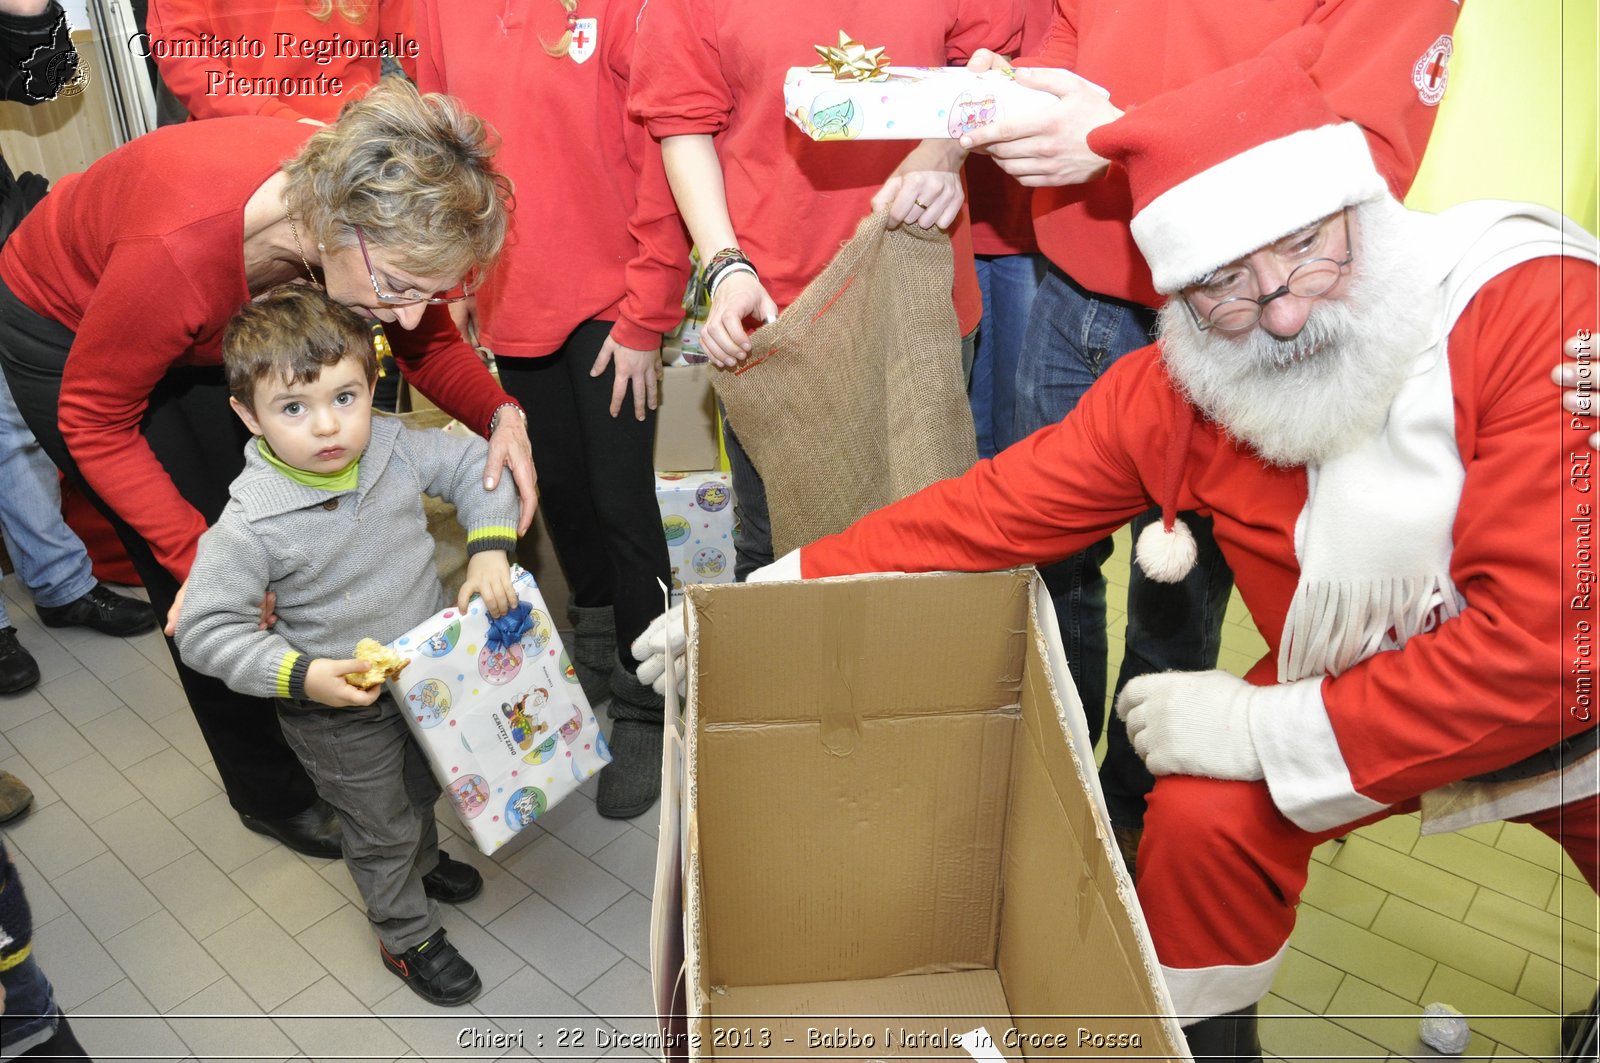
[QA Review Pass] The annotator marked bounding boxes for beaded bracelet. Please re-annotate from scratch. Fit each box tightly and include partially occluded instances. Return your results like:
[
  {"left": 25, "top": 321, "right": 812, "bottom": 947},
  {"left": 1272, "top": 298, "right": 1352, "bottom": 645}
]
[{"left": 487, "top": 401, "right": 525, "bottom": 436}]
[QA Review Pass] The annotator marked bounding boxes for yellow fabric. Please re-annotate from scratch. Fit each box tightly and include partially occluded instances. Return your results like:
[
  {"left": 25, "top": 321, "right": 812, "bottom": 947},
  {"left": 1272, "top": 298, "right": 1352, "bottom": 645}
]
[
  {"left": 0, "top": 941, "right": 32, "bottom": 971},
  {"left": 275, "top": 651, "right": 302, "bottom": 699},
  {"left": 465, "top": 525, "right": 518, "bottom": 545},
  {"left": 1406, "top": 0, "right": 1598, "bottom": 235}
]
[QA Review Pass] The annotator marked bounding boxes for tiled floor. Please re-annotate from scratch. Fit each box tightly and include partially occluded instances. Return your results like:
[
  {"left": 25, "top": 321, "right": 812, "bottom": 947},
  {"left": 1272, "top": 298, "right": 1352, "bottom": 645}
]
[
  {"left": 2, "top": 535, "right": 1596, "bottom": 1061},
  {"left": 0, "top": 572, "right": 661, "bottom": 1062}
]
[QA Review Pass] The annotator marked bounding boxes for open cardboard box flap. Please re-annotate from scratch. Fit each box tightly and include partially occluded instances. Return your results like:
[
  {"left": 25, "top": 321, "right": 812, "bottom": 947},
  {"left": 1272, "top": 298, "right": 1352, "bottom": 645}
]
[{"left": 664, "top": 570, "right": 1188, "bottom": 1061}]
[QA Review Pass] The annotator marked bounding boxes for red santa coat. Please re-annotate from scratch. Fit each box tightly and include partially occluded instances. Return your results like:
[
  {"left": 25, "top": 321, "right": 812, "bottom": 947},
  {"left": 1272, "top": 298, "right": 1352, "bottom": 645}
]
[{"left": 801, "top": 253, "right": 1598, "bottom": 829}]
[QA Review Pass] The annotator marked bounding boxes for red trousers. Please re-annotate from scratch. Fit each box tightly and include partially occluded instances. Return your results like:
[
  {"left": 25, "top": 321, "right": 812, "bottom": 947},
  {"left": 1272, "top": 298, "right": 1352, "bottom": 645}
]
[{"left": 1136, "top": 776, "right": 1600, "bottom": 1022}]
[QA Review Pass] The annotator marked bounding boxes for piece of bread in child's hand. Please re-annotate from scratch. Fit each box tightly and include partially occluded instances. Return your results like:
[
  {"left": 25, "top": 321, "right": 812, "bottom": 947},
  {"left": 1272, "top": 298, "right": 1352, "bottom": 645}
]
[{"left": 346, "top": 638, "right": 407, "bottom": 689}]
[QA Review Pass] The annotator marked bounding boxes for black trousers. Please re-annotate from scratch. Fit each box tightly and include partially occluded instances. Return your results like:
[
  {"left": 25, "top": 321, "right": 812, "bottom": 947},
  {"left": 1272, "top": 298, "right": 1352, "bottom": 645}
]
[
  {"left": 0, "top": 278, "right": 318, "bottom": 820},
  {"left": 495, "top": 320, "right": 672, "bottom": 668}
]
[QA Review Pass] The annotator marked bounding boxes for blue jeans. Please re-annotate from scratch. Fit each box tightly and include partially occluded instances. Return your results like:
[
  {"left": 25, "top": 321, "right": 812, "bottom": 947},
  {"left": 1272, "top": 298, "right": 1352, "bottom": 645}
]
[
  {"left": 970, "top": 253, "right": 1047, "bottom": 458},
  {"left": 0, "top": 364, "right": 95, "bottom": 631},
  {"left": 1017, "top": 266, "right": 1234, "bottom": 829}
]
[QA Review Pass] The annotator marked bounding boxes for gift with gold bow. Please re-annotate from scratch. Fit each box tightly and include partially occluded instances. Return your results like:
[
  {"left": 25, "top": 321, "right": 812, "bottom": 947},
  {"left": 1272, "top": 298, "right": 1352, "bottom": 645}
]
[{"left": 785, "top": 35, "right": 1085, "bottom": 142}]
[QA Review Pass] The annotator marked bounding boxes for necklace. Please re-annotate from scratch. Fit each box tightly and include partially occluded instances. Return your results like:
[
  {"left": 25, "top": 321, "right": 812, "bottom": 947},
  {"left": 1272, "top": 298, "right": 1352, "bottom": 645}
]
[{"left": 285, "top": 211, "right": 322, "bottom": 287}]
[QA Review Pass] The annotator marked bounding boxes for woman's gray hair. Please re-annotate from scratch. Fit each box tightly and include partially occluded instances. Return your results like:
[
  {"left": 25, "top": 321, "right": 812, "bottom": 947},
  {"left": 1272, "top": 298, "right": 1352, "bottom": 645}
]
[{"left": 283, "top": 78, "right": 513, "bottom": 280}]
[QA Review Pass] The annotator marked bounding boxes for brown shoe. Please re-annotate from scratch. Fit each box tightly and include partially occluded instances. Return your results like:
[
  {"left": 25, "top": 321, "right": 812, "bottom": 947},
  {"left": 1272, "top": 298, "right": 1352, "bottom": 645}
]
[{"left": 0, "top": 769, "right": 35, "bottom": 823}]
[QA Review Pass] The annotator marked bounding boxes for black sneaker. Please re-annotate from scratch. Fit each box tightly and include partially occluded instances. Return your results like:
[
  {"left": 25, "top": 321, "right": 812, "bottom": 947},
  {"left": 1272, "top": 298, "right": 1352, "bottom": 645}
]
[
  {"left": 36, "top": 584, "right": 157, "bottom": 637},
  {"left": 380, "top": 930, "right": 482, "bottom": 1006},
  {"left": 422, "top": 850, "right": 483, "bottom": 904},
  {"left": 0, "top": 627, "right": 40, "bottom": 694}
]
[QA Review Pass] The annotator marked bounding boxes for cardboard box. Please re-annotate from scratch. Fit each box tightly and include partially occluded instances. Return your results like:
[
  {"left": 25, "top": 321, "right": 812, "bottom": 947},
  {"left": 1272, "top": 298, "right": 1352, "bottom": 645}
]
[
  {"left": 655, "top": 363, "right": 722, "bottom": 473},
  {"left": 782, "top": 66, "right": 1081, "bottom": 141},
  {"left": 656, "top": 471, "right": 737, "bottom": 605},
  {"left": 383, "top": 566, "right": 611, "bottom": 855},
  {"left": 664, "top": 570, "right": 1188, "bottom": 1060}
]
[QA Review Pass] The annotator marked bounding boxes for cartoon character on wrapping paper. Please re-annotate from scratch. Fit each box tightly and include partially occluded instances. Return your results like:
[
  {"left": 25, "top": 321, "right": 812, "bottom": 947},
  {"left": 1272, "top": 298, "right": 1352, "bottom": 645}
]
[
  {"left": 501, "top": 687, "right": 551, "bottom": 751},
  {"left": 448, "top": 774, "right": 489, "bottom": 818},
  {"left": 948, "top": 93, "right": 998, "bottom": 137}
]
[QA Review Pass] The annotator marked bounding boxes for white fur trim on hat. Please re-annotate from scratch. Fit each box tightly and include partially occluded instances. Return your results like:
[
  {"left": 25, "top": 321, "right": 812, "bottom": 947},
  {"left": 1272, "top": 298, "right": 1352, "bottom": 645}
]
[
  {"left": 1130, "top": 123, "right": 1388, "bottom": 294},
  {"left": 1135, "top": 518, "right": 1197, "bottom": 583}
]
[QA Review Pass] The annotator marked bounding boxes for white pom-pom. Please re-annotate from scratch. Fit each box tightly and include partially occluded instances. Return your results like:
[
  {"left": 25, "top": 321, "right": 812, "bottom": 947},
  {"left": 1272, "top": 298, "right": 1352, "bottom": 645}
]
[
  {"left": 1419, "top": 1002, "right": 1471, "bottom": 1055},
  {"left": 1135, "top": 518, "right": 1197, "bottom": 583}
]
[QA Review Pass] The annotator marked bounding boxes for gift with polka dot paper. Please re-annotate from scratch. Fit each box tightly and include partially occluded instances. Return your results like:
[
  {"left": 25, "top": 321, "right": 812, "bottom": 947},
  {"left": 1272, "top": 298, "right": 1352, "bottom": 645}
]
[
  {"left": 656, "top": 471, "right": 737, "bottom": 606},
  {"left": 782, "top": 64, "right": 1075, "bottom": 142},
  {"left": 381, "top": 565, "right": 611, "bottom": 854}
]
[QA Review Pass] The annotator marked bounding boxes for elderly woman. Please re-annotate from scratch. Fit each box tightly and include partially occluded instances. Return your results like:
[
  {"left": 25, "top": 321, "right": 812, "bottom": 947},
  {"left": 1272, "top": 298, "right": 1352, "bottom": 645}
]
[{"left": 0, "top": 78, "right": 533, "bottom": 858}]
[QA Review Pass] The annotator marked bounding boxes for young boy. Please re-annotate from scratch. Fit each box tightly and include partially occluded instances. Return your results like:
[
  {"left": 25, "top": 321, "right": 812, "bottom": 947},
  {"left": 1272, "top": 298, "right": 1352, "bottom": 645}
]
[{"left": 176, "top": 285, "right": 521, "bottom": 1007}]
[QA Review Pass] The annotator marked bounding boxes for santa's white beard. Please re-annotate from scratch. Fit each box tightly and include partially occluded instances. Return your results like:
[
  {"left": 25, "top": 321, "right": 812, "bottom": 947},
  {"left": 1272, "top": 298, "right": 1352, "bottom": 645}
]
[{"left": 1159, "top": 200, "right": 1436, "bottom": 468}]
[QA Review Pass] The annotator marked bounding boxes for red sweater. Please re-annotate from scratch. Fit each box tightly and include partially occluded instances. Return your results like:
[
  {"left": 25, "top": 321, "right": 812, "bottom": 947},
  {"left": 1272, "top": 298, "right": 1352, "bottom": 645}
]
[
  {"left": 1018, "top": 0, "right": 1459, "bottom": 305},
  {"left": 802, "top": 257, "right": 1597, "bottom": 811},
  {"left": 629, "top": 0, "right": 1023, "bottom": 334},
  {"left": 147, "top": 0, "right": 418, "bottom": 123},
  {"left": 414, "top": 0, "right": 688, "bottom": 357},
  {"left": 966, "top": 0, "right": 1053, "bottom": 257},
  {"left": 0, "top": 118, "right": 509, "bottom": 580}
]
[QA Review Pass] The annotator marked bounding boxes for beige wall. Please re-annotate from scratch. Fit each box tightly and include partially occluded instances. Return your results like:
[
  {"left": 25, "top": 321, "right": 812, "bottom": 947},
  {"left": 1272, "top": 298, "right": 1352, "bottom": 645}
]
[{"left": 0, "top": 29, "right": 118, "bottom": 184}]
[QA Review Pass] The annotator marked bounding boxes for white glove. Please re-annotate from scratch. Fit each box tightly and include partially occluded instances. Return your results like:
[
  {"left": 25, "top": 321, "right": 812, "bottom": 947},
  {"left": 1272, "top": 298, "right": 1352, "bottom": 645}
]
[
  {"left": 631, "top": 551, "right": 803, "bottom": 696},
  {"left": 1114, "top": 670, "right": 1264, "bottom": 781},
  {"left": 632, "top": 603, "right": 686, "bottom": 697}
]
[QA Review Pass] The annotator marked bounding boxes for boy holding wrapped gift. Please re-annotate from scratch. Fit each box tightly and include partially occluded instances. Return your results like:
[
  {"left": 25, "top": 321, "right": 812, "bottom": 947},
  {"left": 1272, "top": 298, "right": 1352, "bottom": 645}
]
[{"left": 176, "top": 285, "right": 520, "bottom": 1008}]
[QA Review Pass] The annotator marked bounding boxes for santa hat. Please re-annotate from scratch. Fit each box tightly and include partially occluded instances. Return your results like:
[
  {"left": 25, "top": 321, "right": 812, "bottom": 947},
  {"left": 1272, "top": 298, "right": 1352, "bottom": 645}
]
[{"left": 1085, "top": 28, "right": 1390, "bottom": 295}]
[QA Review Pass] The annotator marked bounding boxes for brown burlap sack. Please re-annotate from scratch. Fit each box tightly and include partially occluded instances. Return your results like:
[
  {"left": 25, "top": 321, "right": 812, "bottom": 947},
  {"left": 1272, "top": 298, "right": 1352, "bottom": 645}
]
[{"left": 712, "top": 209, "right": 978, "bottom": 555}]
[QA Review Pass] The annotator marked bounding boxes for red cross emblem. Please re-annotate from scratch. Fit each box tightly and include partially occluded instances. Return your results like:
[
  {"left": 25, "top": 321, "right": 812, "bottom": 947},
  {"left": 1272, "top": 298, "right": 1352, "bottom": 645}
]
[
  {"left": 1412, "top": 35, "right": 1453, "bottom": 106},
  {"left": 568, "top": 17, "right": 598, "bottom": 64}
]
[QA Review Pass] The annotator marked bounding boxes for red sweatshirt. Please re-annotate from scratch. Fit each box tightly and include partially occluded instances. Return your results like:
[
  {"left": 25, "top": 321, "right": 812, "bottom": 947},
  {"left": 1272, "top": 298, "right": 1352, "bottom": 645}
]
[
  {"left": 629, "top": 0, "right": 1023, "bottom": 334},
  {"left": 1018, "top": 0, "right": 1459, "bottom": 305},
  {"left": 0, "top": 118, "right": 509, "bottom": 580},
  {"left": 147, "top": 0, "right": 418, "bottom": 123},
  {"left": 414, "top": 0, "right": 688, "bottom": 357}
]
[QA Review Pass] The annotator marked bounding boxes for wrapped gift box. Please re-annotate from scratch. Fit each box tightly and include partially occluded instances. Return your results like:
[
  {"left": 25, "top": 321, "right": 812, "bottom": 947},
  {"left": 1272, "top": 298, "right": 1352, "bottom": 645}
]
[
  {"left": 656, "top": 471, "right": 737, "bottom": 604},
  {"left": 783, "top": 65, "right": 1071, "bottom": 141},
  {"left": 383, "top": 565, "right": 611, "bottom": 854}
]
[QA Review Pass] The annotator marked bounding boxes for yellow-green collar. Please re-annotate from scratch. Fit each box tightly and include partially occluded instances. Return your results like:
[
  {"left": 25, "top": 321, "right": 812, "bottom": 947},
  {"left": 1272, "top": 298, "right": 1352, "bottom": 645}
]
[{"left": 256, "top": 438, "right": 361, "bottom": 492}]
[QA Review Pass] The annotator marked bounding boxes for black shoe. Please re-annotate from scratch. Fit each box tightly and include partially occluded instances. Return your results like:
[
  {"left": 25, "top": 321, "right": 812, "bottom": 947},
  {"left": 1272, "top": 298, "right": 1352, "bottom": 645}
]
[
  {"left": 36, "top": 584, "right": 157, "bottom": 637},
  {"left": 422, "top": 849, "right": 483, "bottom": 904},
  {"left": 239, "top": 798, "right": 343, "bottom": 858},
  {"left": 380, "top": 930, "right": 482, "bottom": 1006},
  {"left": 0, "top": 627, "right": 40, "bottom": 694}
]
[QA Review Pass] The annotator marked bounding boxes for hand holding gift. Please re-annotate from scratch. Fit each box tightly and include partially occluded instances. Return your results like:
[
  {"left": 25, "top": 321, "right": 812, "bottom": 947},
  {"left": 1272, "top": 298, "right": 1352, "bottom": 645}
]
[
  {"left": 458, "top": 550, "right": 517, "bottom": 617},
  {"left": 959, "top": 48, "right": 1122, "bottom": 186}
]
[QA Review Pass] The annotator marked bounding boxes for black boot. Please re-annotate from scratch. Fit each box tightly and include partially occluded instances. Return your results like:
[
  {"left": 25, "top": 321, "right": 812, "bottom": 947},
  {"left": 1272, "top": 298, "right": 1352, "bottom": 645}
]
[
  {"left": 567, "top": 603, "right": 617, "bottom": 707},
  {"left": 597, "top": 663, "right": 663, "bottom": 819},
  {"left": 238, "top": 797, "right": 343, "bottom": 858},
  {"left": 1184, "top": 1004, "right": 1262, "bottom": 1062}
]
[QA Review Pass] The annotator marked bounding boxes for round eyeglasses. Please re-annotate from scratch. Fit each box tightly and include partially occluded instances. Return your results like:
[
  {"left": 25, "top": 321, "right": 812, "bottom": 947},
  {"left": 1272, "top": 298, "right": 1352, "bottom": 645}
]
[{"left": 1182, "top": 209, "right": 1354, "bottom": 333}]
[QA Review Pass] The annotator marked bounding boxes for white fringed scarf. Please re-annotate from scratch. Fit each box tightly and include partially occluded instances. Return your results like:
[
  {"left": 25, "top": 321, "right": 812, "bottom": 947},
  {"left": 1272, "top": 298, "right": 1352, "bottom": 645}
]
[
  {"left": 1276, "top": 202, "right": 1599, "bottom": 833},
  {"left": 1279, "top": 202, "right": 1599, "bottom": 685}
]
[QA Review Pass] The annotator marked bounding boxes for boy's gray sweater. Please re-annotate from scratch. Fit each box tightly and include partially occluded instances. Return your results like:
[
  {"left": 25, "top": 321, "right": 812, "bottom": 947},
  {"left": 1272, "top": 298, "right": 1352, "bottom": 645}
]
[{"left": 176, "top": 416, "right": 519, "bottom": 702}]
